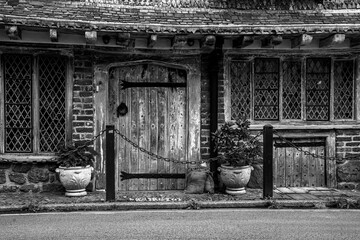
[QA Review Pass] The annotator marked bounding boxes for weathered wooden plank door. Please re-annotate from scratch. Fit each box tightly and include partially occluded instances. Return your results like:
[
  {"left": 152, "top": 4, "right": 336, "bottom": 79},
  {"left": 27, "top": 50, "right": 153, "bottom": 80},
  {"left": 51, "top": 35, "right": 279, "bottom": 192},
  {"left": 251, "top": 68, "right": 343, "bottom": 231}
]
[
  {"left": 274, "top": 138, "right": 326, "bottom": 187},
  {"left": 109, "top": 63, "right": 187, "bottom": 191}
]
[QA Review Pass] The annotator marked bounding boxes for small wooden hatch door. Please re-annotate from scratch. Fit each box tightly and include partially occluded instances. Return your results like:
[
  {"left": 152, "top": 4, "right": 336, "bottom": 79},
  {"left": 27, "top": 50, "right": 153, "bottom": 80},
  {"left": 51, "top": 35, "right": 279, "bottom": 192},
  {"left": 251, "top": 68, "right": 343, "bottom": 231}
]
[
  {"left": 108, "top": 62, "right": 188, "bottom": 191},
  {"left": 274, "top": 137, "right": 327, "bottom": 187}
]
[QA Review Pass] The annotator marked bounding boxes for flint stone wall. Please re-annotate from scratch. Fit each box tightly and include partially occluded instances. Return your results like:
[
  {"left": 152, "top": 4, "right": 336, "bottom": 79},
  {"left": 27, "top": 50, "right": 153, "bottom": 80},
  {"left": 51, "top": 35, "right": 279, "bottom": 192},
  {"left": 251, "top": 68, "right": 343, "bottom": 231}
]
[{"left": 0, "top": 162, "right": 64, "bottom": 193}]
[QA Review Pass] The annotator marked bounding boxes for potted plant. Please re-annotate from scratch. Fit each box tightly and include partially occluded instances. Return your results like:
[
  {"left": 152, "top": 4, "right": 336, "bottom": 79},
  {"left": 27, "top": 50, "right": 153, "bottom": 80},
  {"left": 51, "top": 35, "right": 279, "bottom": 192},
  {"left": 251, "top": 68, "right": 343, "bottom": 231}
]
[
  {"left": 55, "top": 142, "right": 98, "bottom": 197},
  {"left": 212, "top": 118, "right": 262, "bottom": 195}
]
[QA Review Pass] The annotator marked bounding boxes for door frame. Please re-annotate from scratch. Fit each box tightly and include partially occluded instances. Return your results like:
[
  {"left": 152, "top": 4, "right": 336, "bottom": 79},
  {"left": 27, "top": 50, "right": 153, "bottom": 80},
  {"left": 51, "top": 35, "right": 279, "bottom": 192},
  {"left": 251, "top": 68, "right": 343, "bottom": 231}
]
[{"left": 93, "top": 59, "right": 201, "bottom": 190}]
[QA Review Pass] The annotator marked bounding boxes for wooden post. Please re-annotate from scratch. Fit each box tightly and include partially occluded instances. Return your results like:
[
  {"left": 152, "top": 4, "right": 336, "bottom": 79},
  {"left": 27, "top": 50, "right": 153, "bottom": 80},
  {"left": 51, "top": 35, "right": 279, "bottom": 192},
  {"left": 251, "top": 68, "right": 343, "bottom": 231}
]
[
  {"left": 263, "top": 124, "right": 273, "bottom": 198},
  {"left": 106, "top": 125, "right": 116, "bottom": 202}
]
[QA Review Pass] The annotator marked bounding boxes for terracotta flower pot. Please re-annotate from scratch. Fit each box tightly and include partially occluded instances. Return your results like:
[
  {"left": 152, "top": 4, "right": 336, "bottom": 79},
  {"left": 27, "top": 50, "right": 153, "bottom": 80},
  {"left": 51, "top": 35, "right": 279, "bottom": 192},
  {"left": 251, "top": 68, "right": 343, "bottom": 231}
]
[
  {"left": 56, "top": 166, "right": 93, "bottom": 197},
  {"left": 218, "top": 164, "right": 253, "bottom": 195}
]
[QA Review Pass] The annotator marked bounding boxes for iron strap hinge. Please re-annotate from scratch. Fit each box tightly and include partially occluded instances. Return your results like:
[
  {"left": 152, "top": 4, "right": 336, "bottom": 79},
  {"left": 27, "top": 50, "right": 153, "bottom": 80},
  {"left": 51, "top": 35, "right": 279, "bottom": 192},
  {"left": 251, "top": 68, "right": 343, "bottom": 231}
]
[
  {"left": 120, "top": 80, "right": 186, "bottom": 89},
  {"left": 120, "top": 171, "right": 186, "bottom": 181}
]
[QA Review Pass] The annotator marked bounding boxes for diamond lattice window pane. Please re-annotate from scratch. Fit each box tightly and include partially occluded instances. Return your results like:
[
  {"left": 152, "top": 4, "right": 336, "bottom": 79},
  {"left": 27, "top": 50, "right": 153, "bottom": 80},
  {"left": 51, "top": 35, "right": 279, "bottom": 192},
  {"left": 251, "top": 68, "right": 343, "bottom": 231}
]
[
  {"left": 39, "top": 56, "right": 67, "bottom": 152},
  {"left": 3, "top": 54, "right": 33, "bottom": 153},
  {"left": 306, "top": 58, "right": 330, "bottom": 121},
  {"left": 282, "top": 60, "right": 301, "bottom": 119},
  {"left": 5, "top": 128, "right": 33, "bottom": 152},
  {"left": 254, "top": 58, "right": 279, "bottom": 120},
  {"left": 334, "top": 60, "right": 354, "bottom": 120},
  {"left": 230, "top": 61, "right": 251, "bottom": 119}
]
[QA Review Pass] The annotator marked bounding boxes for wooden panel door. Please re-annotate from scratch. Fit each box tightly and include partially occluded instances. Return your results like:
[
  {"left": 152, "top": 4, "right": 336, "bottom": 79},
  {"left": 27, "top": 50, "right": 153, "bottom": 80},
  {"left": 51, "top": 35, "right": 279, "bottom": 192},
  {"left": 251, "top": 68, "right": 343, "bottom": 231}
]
[
  {"left": 274, "top": 138, "right": 326, "bottom": 187},
  {"left": 109, "top": 63, "right": 187, "bottom": 191}
]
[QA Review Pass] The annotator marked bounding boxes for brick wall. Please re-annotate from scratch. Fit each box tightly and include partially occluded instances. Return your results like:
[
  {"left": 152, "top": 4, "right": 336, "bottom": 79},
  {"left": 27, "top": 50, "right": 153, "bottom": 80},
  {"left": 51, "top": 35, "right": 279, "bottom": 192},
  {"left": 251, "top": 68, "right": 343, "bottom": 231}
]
[
  {"left": 217, "top": 65, "right": 225, "bottom": 126},
  {"left": 200, "top": 54, "right": 211, "bottom": 159},
  {"left": 336, "top": 130, "right": 360, "bottom": 190},
  {"left": 200, "top": 49, "right": 225, "bottom": 161},
  {"left": 72, "top": 52, "right": 95, "bottom": 146}
]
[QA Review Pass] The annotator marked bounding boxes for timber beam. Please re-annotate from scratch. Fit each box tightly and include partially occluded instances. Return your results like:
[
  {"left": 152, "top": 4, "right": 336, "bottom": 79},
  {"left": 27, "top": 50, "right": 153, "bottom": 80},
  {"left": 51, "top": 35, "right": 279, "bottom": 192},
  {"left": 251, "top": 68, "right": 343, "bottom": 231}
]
[
  {"left": 102, "top": 35, "right": 111, "bottom": 44},
  {"left": 49, "top": 29, "right": 58, "bottom": 42},
  {"left": 85, "top": 31, "right": 97, "bottom": 44},
  {"left": 261, "top": 35, "right": 283, "bottom": 48},
  {"left": 291, "top": 34, "right": 313, "bottom": 48},
  {"left": 319, "top": 34, "right": 345, "bottom": 48},
  {"left": 201, "top": 35, "right": 216, "bottom": 52},
  {"left": 350, "top": 37, "right": 360, "bottom": 48},
  {"left": 172, "top": 35, "right": 190, "bottom": 48},
  {"left": 116, "top": 33, "right": 134, "bottom": 48},
  {"left": 5, "top": 26, "right": 21, "bottom": 40},
  {"left": 172, "top": 35, "right": 187, "bottom": 48},
  {"left": 233, "top": 36, "right": 254, "bottom": 48},
  {"left": 147, "top": 34, "right": 157, "bottom": 48}
]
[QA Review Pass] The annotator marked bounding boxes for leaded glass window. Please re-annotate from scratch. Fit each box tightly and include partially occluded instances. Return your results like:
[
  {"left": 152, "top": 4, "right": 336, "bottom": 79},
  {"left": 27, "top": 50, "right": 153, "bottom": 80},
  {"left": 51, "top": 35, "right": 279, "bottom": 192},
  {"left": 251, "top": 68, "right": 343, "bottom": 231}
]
[
  {"left": 39, "top": 56, "right": 67, "bottom": 152},
  {"left": 334, "top": 60, "right": 354, "bottom": 120},
  {"left": 282, "top": 60, "right": 302, "bottom": 120},
  {"left": 2, "top": 54, "right": 68, "bottom": 153},
  {"left": 254, "top": 58, "right": 279, "bottom": 120},
  {"left": 230, "top": 61, "right": 251, "bottom": 119},
  {"left": 229, "top": 56, "right": 355, "bottom": 123},
  {"left": 4, "top": 55, "right": 33, "bottom": 152},
  {"left": 306, "top": 58, "right": 330, "bottom": 121}
]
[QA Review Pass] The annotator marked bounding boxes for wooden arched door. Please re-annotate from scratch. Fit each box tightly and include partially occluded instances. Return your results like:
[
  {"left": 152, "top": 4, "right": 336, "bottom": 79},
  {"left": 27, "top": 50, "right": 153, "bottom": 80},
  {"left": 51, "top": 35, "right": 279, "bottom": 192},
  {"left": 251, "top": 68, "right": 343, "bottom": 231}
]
[{"left": 108, "top": 63, "right": 188, "bottom": 191}]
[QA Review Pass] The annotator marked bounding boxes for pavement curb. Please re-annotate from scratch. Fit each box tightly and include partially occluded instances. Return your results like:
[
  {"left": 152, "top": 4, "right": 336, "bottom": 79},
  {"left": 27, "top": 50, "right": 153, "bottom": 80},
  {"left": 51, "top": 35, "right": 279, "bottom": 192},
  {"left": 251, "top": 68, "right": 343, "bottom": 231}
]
[{"left": 0, "top": 199, "right": 338, "bottom": 214}]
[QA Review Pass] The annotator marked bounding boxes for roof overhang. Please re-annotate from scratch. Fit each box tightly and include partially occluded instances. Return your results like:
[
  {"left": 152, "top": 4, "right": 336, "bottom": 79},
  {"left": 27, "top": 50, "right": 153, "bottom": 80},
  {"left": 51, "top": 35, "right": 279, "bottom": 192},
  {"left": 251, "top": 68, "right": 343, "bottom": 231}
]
[{"left": 1, "top": 15, "right": 360, "bottom": 36}]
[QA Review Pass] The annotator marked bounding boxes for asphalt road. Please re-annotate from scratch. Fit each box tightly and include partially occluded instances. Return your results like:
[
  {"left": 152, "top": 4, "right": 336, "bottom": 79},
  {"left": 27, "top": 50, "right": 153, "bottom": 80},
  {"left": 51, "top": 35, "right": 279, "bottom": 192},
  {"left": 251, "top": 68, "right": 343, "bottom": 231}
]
[{"left": 1, "top": 209, "right": 360, "bottom": 239}]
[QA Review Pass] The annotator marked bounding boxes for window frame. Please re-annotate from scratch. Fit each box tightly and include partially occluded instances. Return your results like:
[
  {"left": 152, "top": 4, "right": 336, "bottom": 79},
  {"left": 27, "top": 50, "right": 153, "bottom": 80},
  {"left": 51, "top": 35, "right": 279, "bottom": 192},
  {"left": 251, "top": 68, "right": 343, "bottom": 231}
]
[
  {"left": 225, "top": 55, "right": 358, "bottom": 125},
  {"left": 0, "top": 52, "right": 73, "bottom": 156}
]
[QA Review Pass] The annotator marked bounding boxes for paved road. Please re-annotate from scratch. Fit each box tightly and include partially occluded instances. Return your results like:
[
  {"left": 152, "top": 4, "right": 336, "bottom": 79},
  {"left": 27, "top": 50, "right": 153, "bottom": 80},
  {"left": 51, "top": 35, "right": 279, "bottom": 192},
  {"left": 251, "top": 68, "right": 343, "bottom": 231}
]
[{"left": 1, "top": 209, "right": 360, "bottom": 239}]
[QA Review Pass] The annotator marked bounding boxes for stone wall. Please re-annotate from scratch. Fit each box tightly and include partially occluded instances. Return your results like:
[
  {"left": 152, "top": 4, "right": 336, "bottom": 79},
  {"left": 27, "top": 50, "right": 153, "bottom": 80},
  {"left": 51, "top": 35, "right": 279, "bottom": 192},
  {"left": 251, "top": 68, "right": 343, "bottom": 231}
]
[{"left": 0, "top": 162, "right": 64, "bottom": 193}]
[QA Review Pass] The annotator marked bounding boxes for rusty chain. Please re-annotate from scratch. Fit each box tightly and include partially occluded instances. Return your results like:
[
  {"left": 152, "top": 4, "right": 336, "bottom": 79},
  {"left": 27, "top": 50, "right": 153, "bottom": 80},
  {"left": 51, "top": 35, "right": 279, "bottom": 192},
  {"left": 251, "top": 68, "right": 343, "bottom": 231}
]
[
  {"left": 273, "top": 130, "right": 359, "bottom": 163},
  {"left": 114, "top": 128, "right": 263, "bottom": 165},
  {"left": 59, "top": 129, "right": 107, "bottom": 158},
  {"left": 0, "top": 126, "right": 267, "bottom": 166},
  {"left": 114, "top": 129, "right": 202, "bottom": 165},
  {"left": 3, "top": 125, "right": 358, "bottom": 165}
]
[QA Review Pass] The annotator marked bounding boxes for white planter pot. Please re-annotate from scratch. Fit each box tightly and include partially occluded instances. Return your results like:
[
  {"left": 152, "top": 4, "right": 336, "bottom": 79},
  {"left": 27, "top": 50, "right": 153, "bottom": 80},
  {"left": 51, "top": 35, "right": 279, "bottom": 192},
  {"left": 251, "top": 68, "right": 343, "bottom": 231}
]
[
  {"left": 56, "top": 166, "right": 93, "bottom": 197},
  {"left": 218, "top": 164, "right": 253, "bottom": 195}
]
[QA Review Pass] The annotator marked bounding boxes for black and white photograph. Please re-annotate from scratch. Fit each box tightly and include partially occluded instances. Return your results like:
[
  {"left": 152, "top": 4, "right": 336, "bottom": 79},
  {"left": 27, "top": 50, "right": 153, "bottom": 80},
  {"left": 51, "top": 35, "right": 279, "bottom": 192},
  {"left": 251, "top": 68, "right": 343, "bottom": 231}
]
[{"left": 0, "top": 0, "right": 359, "bottom": 239}]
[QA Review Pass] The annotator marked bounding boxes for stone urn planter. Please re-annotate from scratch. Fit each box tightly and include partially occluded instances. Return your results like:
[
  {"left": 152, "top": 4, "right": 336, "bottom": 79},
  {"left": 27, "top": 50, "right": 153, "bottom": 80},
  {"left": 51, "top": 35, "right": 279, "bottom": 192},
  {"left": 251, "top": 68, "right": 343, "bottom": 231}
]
[
  {"left": 212, "top": 118, "right": 262, "bottom": 195},
  {"left": 218, "top": 164, "right": 253, "bottom": 195},
  {"left": 56, "top": 166, "right": 93, "bottom": 197},
  {"left": 56, "top": 141, "right": 98, "bottom": 197}
]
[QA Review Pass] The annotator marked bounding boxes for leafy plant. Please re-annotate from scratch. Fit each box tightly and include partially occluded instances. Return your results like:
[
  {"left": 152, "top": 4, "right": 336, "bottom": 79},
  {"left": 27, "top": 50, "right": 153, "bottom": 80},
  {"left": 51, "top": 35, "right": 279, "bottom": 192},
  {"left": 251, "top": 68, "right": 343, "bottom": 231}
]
[
  {"left": 57, "top": 142, "right": 98, "bottom": 168},
  {"left": 212, "top": 117, "right": 262, "bottom": 167}
]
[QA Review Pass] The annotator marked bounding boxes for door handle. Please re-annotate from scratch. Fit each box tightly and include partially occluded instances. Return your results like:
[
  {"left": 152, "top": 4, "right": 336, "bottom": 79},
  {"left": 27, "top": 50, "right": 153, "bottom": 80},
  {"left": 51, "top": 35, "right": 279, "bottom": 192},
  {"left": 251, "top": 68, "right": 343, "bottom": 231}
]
[{"left": 117, "top": 102, "right": 128, "bottom": 117}]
